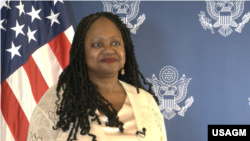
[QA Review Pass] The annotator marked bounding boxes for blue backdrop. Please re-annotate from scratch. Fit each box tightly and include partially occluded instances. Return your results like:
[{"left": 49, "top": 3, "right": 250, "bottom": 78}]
[{"left": 64, "top": 1, "right": 250, "bottom": 141}]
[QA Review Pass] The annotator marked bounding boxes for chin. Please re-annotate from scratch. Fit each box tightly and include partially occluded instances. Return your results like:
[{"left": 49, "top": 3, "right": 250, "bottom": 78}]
[{"left": 102, "top": 69, "right": 119, "bottom": 75}]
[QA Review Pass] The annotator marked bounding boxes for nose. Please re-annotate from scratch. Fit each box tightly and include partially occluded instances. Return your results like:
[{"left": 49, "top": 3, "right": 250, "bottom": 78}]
[{"left": 102, "top": 44, "right": 115, "bottom": 55}]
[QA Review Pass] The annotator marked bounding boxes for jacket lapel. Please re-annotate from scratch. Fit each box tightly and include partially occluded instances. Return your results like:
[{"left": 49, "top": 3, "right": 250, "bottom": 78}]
[{"left": 118, "top": 80, "right": 146, "bottom": 141}]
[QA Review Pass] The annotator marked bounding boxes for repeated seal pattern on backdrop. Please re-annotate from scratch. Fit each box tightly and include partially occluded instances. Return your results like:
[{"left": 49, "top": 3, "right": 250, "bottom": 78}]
[
  {"left": 199, "top": 0, "right": 250, "bottom": 37},
  {"left": 102, "top": 0, "right": 145, "bottom": 34},
  {"left": 147, "top": 66, "right": 194, "bottom": 120}
]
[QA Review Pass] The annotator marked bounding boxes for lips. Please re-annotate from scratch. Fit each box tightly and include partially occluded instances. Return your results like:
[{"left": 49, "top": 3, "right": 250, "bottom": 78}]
[{"left": 100, "top": 58, "right": 117, "bottom": 63}]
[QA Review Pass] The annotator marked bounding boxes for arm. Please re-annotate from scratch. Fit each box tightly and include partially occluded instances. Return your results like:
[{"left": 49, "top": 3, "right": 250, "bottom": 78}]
[{"left": 26, "top": 105, "right": 59, "bottom": 141}]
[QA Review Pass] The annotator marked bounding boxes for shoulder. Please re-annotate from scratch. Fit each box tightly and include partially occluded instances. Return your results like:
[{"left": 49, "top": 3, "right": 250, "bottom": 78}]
[
  {"left": 30, "top": 83, "right": 64, "bottom": 127},
  {"left": 37, "top": 83, "right": 61, "bottom": 110},
  {"left": 33, "top": 83, "right": 62, "bottom": 123},
  {"left": 27, "top": 84, "right": 61, "bottom": 140}
]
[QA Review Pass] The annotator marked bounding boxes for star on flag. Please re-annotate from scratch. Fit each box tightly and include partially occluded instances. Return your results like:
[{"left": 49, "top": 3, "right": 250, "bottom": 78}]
[
  {"left": 27, "top": 6, "right": 42, "bottom": 23},
  {"left": 46, "top": 9, "right": 60, "bottom": 26},
  {"left": 54, "top": 0, "right": 64, "bottom": 6},
  {"left": 6, "top": 42, "right": 22, "bottom": 59},
  {"left": 27, "top": 26, "right": 37, "bottom": 43},
  {"left": 10, "top": 20, "right": 25, "bottom": 38},
  {"left": 1, "top": 0, "right": 11, "bottom": 10},
  {"left": 15, "top": 0, "right": 25, "bottom": 16},
  {"left": 0, "top": 0, "right": 8, "bottom": 10},
  {"left": 1, "top": 19, "right": 5, "bottom": 30}
]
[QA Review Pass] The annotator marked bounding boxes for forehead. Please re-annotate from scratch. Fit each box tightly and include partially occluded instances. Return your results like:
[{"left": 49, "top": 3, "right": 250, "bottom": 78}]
[{"left": 85, "top": 16, "right": 122, "bottom": 39}]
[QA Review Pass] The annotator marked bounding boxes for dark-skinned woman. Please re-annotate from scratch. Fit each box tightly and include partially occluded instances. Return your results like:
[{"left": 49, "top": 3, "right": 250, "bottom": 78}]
[{"left": 27, "top": 12, "right": 167, "bottom": 141}]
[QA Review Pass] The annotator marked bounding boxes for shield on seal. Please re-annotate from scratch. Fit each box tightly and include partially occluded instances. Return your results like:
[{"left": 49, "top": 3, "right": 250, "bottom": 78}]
[
  {"left": 163, "top": 94, "right": 175, "bottom": 109},
  {"left": 102, "top": 0, "right": 140, "bottom": 25},
  {"left": 219, "top": 11, "right": 232, "bottom": 25}
]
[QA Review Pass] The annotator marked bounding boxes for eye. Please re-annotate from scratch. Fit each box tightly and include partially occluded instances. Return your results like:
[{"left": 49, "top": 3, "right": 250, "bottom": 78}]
[
  {"left": 93, "top": 43, "right": 100, "bottom": 47},
  {"left": 111, "top": 42, "right": 120, "bottom": 46}
]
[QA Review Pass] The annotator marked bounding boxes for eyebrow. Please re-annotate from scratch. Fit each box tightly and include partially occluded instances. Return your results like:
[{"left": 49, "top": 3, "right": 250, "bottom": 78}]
[{"left": 90, "top": 36, "right": 120, "bottom": 41}]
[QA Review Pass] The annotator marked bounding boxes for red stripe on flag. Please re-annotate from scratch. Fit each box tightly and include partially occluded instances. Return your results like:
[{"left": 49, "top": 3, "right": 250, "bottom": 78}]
[
  {"left": 48, "top": 32, "right": 71, "bottom": 69},
  {"left": 1, "top": 81, "right": 29, "bottom": 141},
  {"left": 23, "top": 56, "right": 49, "bottom": 103}
]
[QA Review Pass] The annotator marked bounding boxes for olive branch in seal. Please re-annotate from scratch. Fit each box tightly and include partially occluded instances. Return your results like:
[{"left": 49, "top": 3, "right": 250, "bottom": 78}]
[
  {"left": 235, "top": 12, "right": 250, "bottom": 33},
  {"left": 198, "top": 11, "right": 214, "bottom": 34}
]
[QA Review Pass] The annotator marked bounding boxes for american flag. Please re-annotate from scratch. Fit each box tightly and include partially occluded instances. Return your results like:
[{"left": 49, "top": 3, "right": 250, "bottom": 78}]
[{"left": 1, "top": 0, "right": 74, "bottom": 140}]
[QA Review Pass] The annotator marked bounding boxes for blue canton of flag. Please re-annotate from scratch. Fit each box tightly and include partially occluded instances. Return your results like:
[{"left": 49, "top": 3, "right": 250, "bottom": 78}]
[{"left": 1, "top": 0, "right": 74, "bottom": 141}]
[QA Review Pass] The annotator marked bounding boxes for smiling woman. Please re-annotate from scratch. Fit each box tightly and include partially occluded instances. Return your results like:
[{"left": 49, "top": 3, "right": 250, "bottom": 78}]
[
  {"left": 26, "top": 12, "right": 167, "bottom": 141},
  {"left": 85, "top": 17, "right": 126, "bottom": 79}
]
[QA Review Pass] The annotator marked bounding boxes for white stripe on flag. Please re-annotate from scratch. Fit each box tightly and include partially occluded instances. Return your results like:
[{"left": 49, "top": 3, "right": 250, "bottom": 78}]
[
  {"left": 1, "top": 112, "right": 15, "bottom": 141},
  {"left": 32, "top": 44, "right": 63, "bottom": 87},
  {"left": 6, "top": 66, "right": 37, "bottom": 121},
  {"left": 64, "top": 26, "right": 74, "bottom": 44}
]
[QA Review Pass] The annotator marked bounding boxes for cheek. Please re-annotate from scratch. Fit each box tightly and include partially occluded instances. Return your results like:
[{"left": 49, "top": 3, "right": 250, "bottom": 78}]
[
  {"left": 118, "top": 48, "right": 126, "bottom": 64},
  {"left": 85, "top": 49, "right": 99, "bottom": 68}
]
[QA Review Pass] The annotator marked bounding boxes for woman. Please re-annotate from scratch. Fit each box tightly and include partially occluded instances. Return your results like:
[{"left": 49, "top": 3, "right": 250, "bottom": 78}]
[{"left": 27, "top": 12, "right": 167, "bottom": 141}]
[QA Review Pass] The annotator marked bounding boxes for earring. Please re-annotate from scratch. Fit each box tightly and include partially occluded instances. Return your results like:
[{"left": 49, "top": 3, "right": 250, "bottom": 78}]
[{"left": 121, "top": 67, "right": 125, "bottom": 75}]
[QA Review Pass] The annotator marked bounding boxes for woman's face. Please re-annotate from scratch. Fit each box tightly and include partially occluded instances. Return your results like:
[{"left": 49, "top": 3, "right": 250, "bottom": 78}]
[{"left": 84, "top": 17, "right": 125, "bottom": 78}]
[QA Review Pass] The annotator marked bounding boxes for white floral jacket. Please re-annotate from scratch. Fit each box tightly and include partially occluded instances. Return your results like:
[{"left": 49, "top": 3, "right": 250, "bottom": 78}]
[{"left": 27, "top": 80, "right": 167, "bottom": 141}]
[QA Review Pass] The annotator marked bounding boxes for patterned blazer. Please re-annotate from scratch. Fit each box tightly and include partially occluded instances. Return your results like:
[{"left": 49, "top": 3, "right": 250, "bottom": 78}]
[{"left": 27, "top": 80, "right": 167, "bottom": 141}]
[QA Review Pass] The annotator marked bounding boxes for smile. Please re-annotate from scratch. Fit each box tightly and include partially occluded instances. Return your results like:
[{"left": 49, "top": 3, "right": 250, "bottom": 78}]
[{"left": 100, "top": 58, "right": 117, "bottom": 63}]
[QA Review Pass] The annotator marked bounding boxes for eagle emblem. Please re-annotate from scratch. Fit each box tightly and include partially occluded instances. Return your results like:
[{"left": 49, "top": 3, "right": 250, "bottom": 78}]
[
  {"left": 102, "top": 0, "right": 145, "bottom": 34},
  {"left": 147, "top": 66, "right": 194, "bottom": 120},
  {"left": 199, "top": 0, "right": 250, "bottom": 37}
]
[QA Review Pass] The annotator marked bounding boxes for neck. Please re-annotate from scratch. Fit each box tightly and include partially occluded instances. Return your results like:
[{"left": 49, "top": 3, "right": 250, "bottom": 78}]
[{"left": 88, "top": 72, "right": 120, "bottom": 92}]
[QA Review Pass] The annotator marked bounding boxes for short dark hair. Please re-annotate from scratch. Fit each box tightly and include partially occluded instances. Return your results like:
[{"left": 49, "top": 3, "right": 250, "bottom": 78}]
[{"left": 53, "top": 12, "right": 158, "bottom": 141}]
